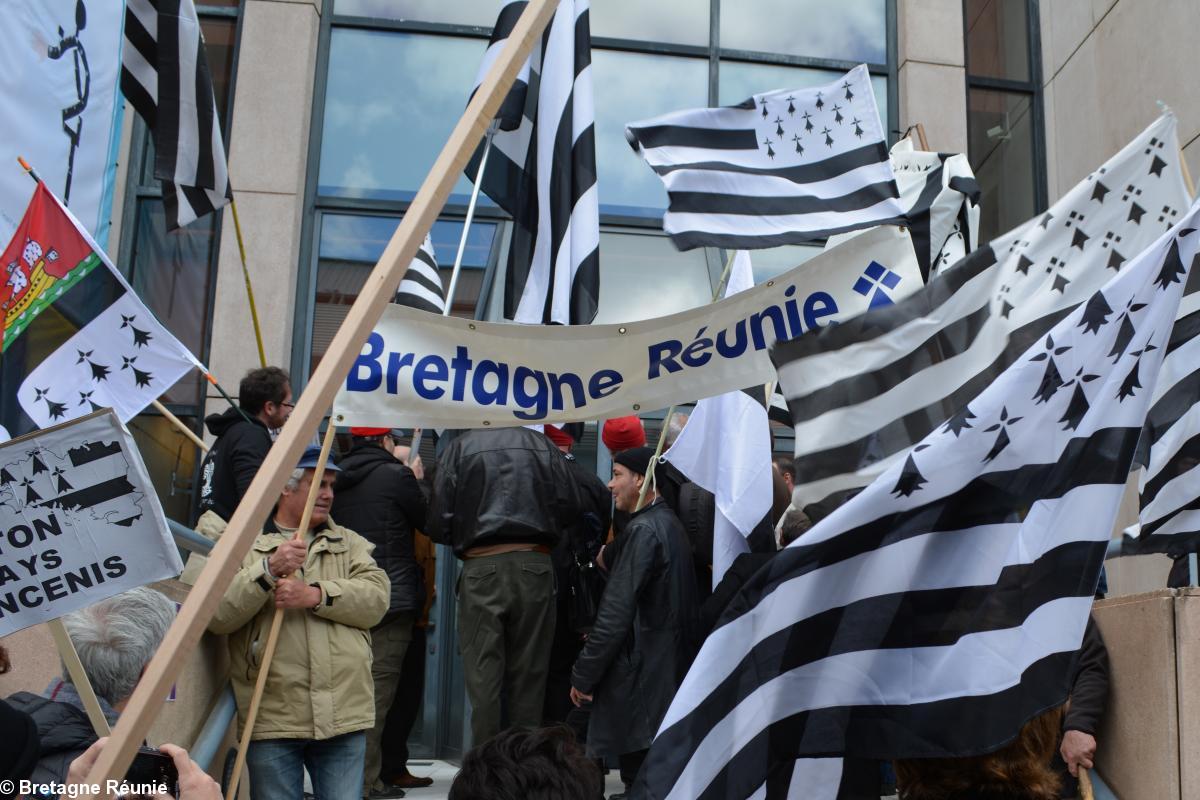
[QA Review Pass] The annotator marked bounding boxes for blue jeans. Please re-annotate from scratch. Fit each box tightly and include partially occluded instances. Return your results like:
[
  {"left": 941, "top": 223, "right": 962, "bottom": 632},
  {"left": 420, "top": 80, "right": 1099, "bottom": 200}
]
[{"left": 245, "top": 730, "right": 366, "bottom": 800}]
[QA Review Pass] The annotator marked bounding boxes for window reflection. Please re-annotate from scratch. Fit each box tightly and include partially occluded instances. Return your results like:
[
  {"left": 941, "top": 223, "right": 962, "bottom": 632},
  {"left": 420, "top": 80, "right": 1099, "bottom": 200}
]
[
  {"left": 311, "top": 214, "right": 497, "bottom": 371},
  {"left": 590, "top": 230, "right": 713, "bottom": 323},
  {"left": 964, "top": 0, "right": 1030, "bottom": 82},
  {"left": 719, "top": 61, "right": 889, "bottom": 128},
  {"left": 334, "top": 0, "right": 497, "bottom": 26},
  {"left": 591, "top": 0, "right": 709, "bottom": 46},
  {"left": 968, "top": 89, "right": 1036, "bottom": 241},
  {"left": 592, "top": 49, "right": 708, "bottom": 216},
  {"left": 720, "top": 0, "right": 886, "bottom": 64},
  {"left": 319, "top": 31, "right": 486, "bottom": 204},
  {"left": 743, "top": 245, "right": 823, "bottom": 284}
]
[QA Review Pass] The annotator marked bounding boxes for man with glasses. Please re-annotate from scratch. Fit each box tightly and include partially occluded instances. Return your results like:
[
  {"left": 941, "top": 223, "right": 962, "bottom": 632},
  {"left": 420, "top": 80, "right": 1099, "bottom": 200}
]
[{"left": 196, "top": 365, "right": 295, "bottom": 525}]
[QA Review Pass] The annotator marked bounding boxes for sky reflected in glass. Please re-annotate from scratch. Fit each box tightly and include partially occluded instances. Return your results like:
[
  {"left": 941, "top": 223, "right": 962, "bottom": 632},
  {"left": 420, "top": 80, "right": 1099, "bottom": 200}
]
[
  {"left": 334, "top": 0, "right": 497, "bottom": 26},
  {"left": 720, "top": 0, "right": 886, "bottom": 64},
  {"left": 591, "top": 0, "right": 709, "bottom": 46},
  {"left": 593, "top": 49, "right": 708, "bottom": 216},
  {"left": 319, "top": 30, "right": 487, "bottom": 204}
]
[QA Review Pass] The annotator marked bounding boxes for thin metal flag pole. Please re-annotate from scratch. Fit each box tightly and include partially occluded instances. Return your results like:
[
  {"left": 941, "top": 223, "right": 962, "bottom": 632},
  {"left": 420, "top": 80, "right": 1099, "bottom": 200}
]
[
  {"left": 445, "top": 120, "right": 500, "bottom": 318},
  {"left": 634, "top": 249, "right": 740, "bottom": 512}
]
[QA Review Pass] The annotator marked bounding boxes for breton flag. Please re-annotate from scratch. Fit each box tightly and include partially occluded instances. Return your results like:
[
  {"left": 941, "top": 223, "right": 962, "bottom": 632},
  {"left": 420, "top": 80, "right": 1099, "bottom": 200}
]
[
  {"left": 1126, "top": 229, "right": 1200, "bottom": 558},
  {"left": 829, "top": 136, "right": 981, "bottom": 281},
  {"left": 394, "top": 234, "right": 448, "bottom": 315},
  {"left": 625, "top": 64, "right": 904, "bottom": 251},
  {"left": 781, "top": 113, "right": 1190, "bottom": 518},
  {"left": 0, "top": 184, "right": 203, "bottom": 438},
  {"left": 662, "top": 252, "right": 774, "bottom": 589},
  {"left": 466, "top": 0, "right": 600, "bottom": 325},
  {"left": 631, "top": 200, "right": 1200, "bottom": 800},
  {"left": 121, "top": 0, "right": 232, "bottom": 229}
]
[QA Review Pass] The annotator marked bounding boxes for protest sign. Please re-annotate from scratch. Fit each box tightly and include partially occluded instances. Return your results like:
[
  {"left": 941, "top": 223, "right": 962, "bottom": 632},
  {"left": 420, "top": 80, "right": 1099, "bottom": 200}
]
[
  {"left": 0, "top": 409, "right": 183, "bottom": 636},
  {"left": 334, "top": 225, "right": 921, "bottom": 428}
]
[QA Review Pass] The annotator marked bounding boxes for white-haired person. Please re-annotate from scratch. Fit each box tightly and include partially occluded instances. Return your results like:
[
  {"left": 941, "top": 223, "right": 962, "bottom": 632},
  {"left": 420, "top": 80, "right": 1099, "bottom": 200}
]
[{"left": 5, "top": 586, "right": 176, "bottom": 785}]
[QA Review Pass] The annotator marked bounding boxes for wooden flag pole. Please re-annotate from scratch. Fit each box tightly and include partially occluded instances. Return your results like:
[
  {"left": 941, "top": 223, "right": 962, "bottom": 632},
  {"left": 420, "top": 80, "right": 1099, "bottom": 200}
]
[
  {"left": 634, "top": 250, "right": 739, "bottom": 512},
  {"left": 81, "top": 0, "right": 559, "bottom": 791},
  {"left": 228, "top": 197, "right": 268, "bottom": 369},
  {"left": 151, "top": 399, "right": 208, "bottom": 452},
  {"left": 1078, "top": 767, "right": 1095, "bottom": 800},
  {"left": 223, "top": 421, "right": 337, "bottom": 800},
  {"left": 1180, "top": 148, "right": 1196, "bottom": 199},
  {"left": 48, "top": 618, "right": 113, "bottom": 738},
  {"left": 914, "top": 122, "right": 930, "bottom": 150}
]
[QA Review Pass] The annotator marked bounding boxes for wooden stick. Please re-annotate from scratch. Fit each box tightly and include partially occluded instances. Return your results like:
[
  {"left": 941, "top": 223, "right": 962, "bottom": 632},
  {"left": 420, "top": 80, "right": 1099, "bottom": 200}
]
[
  {"left": 915, "top": 122, "right": 930, "bottom": 150},
  {"left": 151, "top": 399, "right": 208, "bottom": 452},
  {"left": 80, "top": 1, "right": 559, "bottom": 791},
  {"left": 228, "top": 198, "right": 268, "bottom": 369},
  {"left": 1078, "top": 767, "right": 1095, "bottom": 800},
  {"left": 223, "top": 422, "right": 337, "bottom": 800},
  {"left": 1180, "top": 147, "right": 1196, "bottom": 199},
  {"left": 48, "top": 618, "right": 112, "bottom": 737}
]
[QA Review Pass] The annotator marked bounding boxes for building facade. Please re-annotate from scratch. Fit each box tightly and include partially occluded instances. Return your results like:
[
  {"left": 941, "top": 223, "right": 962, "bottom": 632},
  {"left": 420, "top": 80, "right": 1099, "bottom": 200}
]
[{"left": 100, "top": 0, "right": 1196, "bottom": 755}]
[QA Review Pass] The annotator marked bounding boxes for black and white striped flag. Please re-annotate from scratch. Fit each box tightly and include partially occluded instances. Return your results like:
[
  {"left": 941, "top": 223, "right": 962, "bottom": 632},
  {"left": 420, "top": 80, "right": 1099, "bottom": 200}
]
[
  {"left": 1127, "top": 230, "right": 1200, "bottom": 558},
  {"left": 631, "top": 201, "right": 1200, "bottom": 800},
  {"left": 121, "top": 0, "right": 232, "bottom": 229},
  {"left": 780, "top": 113, "right": 1190, "bottom": 518},
  {"left": 625, "top": 64, "right": 904, "bottom": 251},
  {"left": 393, "top": 234, "right": 447, "bottom": 315},
  {"left": 466, "top": 0, "right": 600, "bottom": 325}
]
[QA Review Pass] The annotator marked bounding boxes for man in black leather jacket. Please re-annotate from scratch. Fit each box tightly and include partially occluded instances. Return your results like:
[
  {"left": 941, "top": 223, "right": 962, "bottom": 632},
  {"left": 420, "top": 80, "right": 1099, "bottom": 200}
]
[
  {"left": 331, "top": 427, "right": 427, "bottom": 798},
  {"left": 427, "top": 426, "right": 582, "bottom": 745},
  {"left": 570, "top": 446, "right": 700, "bottom": 797}
]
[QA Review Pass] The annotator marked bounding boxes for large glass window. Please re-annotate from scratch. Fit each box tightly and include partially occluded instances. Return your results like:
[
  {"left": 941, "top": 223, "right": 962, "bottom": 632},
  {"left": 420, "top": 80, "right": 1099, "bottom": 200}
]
[
  {"left": 319, "top": 31, "right": 485, "bottom": 204},
  {"left": 304, "top": 0, "right": 898, "bottom": 358},
  {"left": 309, "top": 214, "right": 498, "bottom": 373},
  {"left": 593, "top": 50, "right": 708, "bottom": 216},
  {"left": 720, "top": 0, "right": 887, "bottom": 64},
  {"left": 962, "top": 0, "right": 1043, "bottom": 241}
]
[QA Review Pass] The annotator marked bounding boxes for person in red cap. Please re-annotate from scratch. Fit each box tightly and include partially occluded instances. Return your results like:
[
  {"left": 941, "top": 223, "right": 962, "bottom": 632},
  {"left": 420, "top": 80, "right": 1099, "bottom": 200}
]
[
  {"left": 332, "top": 427, "right": 428, "bottom": 798},
  {"left": 601, "top": 416, "right": 646, "bottom": 456}
]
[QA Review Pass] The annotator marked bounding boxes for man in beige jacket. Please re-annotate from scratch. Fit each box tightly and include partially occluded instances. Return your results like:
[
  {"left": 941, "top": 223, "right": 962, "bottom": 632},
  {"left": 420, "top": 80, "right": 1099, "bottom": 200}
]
[{"left": 210, "top": 446, "right": 389, "bottom": 800}]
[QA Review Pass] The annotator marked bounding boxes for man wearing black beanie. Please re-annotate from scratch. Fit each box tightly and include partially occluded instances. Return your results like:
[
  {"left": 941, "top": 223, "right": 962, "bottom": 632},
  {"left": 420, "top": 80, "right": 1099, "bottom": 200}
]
[{"left": 569, "top": 446, "right": 700, "bottom": 799}]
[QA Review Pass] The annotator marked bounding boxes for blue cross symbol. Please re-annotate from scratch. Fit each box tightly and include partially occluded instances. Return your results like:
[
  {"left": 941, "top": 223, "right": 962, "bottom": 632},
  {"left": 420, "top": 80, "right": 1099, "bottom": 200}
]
[{"left": 852, "top": 261, "right": 902, "bottom": 308}]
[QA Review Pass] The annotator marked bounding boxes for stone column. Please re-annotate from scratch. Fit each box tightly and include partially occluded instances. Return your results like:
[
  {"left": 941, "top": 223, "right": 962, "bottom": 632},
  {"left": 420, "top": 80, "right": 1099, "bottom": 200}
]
[
  {"left": 207, "top": 0, "right": 321, "bottom": 416},
  {"left": 896, "top": 0, "right": 968, "bottom": 153}
]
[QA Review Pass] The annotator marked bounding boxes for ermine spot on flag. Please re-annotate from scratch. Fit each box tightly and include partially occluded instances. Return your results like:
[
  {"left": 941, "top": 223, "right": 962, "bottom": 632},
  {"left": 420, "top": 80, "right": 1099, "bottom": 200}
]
[
  {"left": 0, "top": 184, "right": 203, "bottom": 437},
  {"left": 625, "top": 64, "right": 903, "bottom": 251}
]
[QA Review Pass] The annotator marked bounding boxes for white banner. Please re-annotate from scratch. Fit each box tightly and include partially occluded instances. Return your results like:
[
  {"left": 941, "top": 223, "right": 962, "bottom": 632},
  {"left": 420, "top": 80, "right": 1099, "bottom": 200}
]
[
  {"left": 335, "top": 226, "right": 920, "bottom": 428},
  {"left": 0, "top": 410, "right": 183, "bottom": 636},
  {"left": 0, "top": 0, "right": 124, "bottom": 247}
]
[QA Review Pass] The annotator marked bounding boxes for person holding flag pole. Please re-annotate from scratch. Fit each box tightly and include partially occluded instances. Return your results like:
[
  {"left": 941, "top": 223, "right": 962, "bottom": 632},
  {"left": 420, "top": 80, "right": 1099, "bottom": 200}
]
[{"left": 210, "top": 420, "right": 389, "bottom": 800}]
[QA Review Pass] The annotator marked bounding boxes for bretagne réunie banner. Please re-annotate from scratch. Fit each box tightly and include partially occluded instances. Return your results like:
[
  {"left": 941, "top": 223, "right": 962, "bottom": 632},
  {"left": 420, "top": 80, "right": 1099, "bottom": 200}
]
[{"left": 334, "top": 226, "right": 920, "bottom": 428}]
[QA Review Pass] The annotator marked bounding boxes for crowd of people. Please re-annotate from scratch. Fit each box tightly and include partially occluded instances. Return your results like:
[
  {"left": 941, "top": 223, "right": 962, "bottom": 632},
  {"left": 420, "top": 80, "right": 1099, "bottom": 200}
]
[{"left": 1, "top": 366, "right": 1112, "bottom": 800}]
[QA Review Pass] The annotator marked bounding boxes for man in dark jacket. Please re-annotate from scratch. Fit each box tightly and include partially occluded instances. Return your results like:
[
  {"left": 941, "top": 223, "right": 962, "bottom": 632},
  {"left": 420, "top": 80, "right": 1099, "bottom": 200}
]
[
  {"left": 196, "top": 366, "right": 293, "bottom": 523},
  {"left": 427, "top": 426, "right": 583, "bottom": 745},
  {"left": 570, "top": 446, "right": 699, "bottom": 797},
  {"left": 331, "top": 427, "right": 427, "bottom": 799},
  {"left": 541, "top": 424, "right": 611, "bottom": 727}
]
